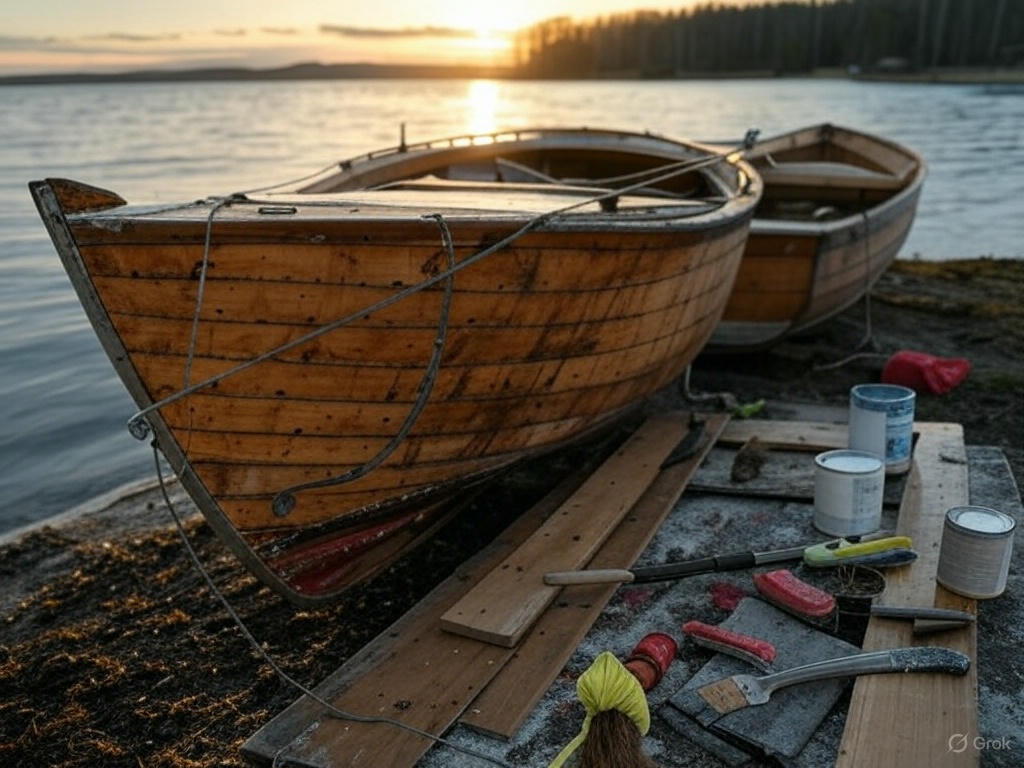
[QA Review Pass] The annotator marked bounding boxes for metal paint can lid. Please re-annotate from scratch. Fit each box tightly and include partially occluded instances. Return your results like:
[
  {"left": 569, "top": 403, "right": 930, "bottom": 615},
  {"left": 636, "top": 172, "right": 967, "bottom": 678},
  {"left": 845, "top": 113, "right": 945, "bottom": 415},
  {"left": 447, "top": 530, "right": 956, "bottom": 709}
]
[
  {"left": 945, "top": 506, "right": 1016, "bottom": 537},
  {"left": 850, "top": 383, "right": 916, "bottom": 412},
  {"left": 815, "top": 449, "right": 884, "bottom": 475}
]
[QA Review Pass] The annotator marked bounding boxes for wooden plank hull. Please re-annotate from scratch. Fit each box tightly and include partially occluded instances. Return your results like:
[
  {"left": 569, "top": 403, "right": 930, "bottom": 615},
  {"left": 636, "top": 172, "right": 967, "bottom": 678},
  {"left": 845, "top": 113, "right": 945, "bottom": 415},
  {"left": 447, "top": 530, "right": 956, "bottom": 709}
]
[
  {"left": 710, "top": 124, "right": 926, "bottom": 350},
  {"left": 30, "top": 136, "right": 758, "bottom": 604},
  {"left": 308, "top": 124, "right": 924, "bottom": 351}
]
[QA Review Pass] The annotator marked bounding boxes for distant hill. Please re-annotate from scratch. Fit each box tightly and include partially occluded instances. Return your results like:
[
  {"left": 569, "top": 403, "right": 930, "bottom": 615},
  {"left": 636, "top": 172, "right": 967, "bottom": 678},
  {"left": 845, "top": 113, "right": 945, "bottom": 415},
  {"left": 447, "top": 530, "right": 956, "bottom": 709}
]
[{"left": 0, "top": 61, "right": 516, "bottom": 86}]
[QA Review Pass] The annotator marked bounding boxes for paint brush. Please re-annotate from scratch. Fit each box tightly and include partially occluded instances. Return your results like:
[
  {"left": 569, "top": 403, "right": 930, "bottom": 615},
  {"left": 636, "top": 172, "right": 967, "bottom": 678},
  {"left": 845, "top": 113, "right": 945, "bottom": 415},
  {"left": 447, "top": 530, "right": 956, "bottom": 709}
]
[{"left": 677, "top": 647, "right": 970, "bottom": 727}]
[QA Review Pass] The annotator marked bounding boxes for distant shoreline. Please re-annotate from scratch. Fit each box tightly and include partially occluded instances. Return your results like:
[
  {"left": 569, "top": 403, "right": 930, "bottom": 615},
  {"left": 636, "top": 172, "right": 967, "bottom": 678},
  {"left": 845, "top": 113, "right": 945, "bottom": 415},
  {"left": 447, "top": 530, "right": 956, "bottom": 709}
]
[{"left": 2, "top": 61, "right": 1022, "bottom": 86}]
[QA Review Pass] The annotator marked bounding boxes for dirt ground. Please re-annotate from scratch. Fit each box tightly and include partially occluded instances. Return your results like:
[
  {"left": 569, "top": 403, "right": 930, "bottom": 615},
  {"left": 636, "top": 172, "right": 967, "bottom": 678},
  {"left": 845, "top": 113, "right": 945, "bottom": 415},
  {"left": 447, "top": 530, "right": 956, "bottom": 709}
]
[{"left": 1, "top": 258, "right": 1021, "bottom": 768}]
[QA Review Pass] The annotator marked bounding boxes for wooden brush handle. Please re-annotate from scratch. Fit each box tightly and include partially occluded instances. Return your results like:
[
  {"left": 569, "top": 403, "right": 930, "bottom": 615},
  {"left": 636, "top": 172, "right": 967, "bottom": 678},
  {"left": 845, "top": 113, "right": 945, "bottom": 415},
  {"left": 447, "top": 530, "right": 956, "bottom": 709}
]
[{"left": 543, "top": 569, "right": 635, "bottom": 585}]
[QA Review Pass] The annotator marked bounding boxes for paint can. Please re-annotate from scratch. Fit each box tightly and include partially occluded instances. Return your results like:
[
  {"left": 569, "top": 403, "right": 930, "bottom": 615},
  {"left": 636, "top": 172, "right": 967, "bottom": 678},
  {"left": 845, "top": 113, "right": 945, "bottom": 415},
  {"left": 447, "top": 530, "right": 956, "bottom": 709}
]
[
  {"left": 624, "top": 632, "right": 677, "bottom": 691},
  {"left": 813, "top": 450, "right": 885, "bottom": 537},
  {"left": 936, "top": 506, "right": 1016, "bottom": 599},
  {"left": 848, "top": 384, "right": 916, "bottom": 474}
]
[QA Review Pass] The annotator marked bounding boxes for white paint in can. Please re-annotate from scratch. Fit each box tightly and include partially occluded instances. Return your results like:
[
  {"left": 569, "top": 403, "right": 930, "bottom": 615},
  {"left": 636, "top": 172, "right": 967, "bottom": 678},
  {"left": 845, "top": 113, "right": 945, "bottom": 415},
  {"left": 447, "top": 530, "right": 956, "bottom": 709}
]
[
  {"left": 936, "top": 505, "right": 1016, "bottom": 599},
  {"left": 848, "top": 384, "right": 916, "bottom": 474},
  {"left": 813, "top": 449, "right": 885, "bottom": 537}
]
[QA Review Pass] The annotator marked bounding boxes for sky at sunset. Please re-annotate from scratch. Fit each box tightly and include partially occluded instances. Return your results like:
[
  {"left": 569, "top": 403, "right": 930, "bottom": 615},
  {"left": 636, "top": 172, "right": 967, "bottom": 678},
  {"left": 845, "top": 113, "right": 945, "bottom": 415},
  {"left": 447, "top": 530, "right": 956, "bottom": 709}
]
[{"left": 2, "top": 1, "right": 700, "bottom": 75}]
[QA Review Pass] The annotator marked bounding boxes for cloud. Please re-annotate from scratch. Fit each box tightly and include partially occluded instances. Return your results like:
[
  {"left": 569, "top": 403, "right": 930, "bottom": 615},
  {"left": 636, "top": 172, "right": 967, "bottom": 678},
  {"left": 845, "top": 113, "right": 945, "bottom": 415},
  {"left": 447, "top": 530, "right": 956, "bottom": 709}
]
[
  {"left": 84, "top": 32, "right": 182, "bottom": 43},
  {"left": 261, "top": 27, "right": 299, "bottom": 36},
  {"left": 214, "top": 28, "right": 247, "bottom": 37},
  {"left": 319, "top": 24, "right": 475, "bottom": 39},
  {"left": 0, "top": 35, "right": 60, "bottom": 50}
]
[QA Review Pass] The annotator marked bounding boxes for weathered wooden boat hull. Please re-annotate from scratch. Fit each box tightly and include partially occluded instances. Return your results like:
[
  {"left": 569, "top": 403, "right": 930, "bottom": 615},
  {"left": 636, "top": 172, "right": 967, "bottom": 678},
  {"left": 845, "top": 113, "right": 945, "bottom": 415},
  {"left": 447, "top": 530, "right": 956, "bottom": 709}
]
[
  {"left": 316, "top": 124, "right": 924, "bottom": 351},
  {"left": 710, "top": 123, "right": 925, "bottom": 349},
  {"left": 31, "top": 138, "right": 758, "bottom": 604}
]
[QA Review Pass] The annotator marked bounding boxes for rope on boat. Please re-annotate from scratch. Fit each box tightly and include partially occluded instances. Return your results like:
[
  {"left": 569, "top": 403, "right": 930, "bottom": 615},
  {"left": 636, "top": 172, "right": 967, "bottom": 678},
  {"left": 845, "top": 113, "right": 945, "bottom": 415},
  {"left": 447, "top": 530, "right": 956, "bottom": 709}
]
[
  {"left": 813, "top": 211, "right": 881, "bottom": 372},
  {"left": 126, "top": 143, "right": 749, "bottom": 514},
  {"left": 270, "top": 213, "right": 456, "bottom": 517},
  {"left": 152, "top": 444, "right": 517, "bottom": 768},
  {"left": 183, "top": 194, "right": 241, "bottom": 389}
]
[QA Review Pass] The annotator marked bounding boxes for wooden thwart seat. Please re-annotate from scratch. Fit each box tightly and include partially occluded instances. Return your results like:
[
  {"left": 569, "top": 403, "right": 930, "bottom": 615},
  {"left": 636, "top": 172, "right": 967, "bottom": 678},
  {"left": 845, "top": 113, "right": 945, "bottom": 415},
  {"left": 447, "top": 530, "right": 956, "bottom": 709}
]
[{"left": 758, "top": 160, "right": 908, "bottom": 191}]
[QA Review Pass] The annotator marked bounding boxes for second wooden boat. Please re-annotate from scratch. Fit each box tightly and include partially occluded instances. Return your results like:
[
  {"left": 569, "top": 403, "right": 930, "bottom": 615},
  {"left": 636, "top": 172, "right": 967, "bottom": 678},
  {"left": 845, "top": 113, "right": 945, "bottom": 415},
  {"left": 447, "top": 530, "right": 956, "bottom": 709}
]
[
  {"left": 709, "top": 123, "right": 926, "bottom": 349},
  {"left": 30, "top": 129, "right": 759, "bottom": 604}
]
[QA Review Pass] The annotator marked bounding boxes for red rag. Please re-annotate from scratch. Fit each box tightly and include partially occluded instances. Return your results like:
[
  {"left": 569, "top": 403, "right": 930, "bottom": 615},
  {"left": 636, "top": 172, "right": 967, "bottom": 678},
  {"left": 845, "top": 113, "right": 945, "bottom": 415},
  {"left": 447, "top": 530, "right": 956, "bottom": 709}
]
[{"left": 881, "top": 349, "right": 970, "bottom": 395}]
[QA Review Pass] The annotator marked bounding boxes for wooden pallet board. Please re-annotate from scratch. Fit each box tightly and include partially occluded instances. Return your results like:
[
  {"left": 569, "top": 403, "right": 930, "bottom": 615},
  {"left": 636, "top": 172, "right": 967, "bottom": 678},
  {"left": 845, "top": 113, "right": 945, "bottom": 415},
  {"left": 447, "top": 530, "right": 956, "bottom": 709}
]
[
  {"left": 460, "top": 413, "right": 729, "bottom": 739},
  {"left": 241, "top": 466, "right": 592, "bottom": 767},
  {"left": 718, "top": 419, "right": 847, "bottom": 451},
  {"left": 439, "top": 411, "right": 693, "bottom": 647},
  {"left": 837, "top": 422, "right": 979, "bottom": 768}
]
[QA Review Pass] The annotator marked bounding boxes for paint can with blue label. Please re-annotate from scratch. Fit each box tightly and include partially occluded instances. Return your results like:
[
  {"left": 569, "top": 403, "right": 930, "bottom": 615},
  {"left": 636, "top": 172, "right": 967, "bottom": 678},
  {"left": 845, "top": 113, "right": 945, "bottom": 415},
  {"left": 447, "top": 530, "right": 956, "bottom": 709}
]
[
  {"left": 813, "top": 449, "right": 885, "bottom": 537},
  {"left": 936, "top": 506, "right": 1016, "bottom": 599},
  {"left": 848, "top": 384, "right": 916, "bottom": 474}
]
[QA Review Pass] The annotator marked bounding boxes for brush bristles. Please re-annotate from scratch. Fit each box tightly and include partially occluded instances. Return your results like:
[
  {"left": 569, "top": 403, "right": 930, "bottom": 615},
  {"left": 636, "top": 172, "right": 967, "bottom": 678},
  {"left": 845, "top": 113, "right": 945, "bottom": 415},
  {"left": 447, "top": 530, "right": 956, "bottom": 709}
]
[
  {"left": 697, "top": 677, "right": 749, "bottom": 714},
  {"left": 578, "top": 710, "right": 659, "bottom": 768}
]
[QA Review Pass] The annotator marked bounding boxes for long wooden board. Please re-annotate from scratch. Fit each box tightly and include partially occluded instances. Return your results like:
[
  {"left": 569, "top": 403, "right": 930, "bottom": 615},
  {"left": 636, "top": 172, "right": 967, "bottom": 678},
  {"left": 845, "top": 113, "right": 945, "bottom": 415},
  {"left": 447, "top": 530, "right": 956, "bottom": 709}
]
[
  {"left": 439, "top": 411, "right": 693, "bottom": 647},
  {"left": 718, "top": 418, "right": 957, "bottom": 452},
  {"left": 837, "top": 422, "right": 978, "bottom": 768},
  {"left": 460, "top": 413, "right": 729, "bottom": 739},
  {"left": 241, "top": 465, "right": 592, "bottom": 767}
]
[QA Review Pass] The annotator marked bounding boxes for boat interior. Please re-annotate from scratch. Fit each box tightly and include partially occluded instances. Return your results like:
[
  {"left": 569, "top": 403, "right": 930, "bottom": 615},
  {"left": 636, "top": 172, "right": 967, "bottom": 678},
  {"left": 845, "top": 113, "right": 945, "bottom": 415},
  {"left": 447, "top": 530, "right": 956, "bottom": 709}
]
[{"left": 309, "top": 127, "right": 919, "bottom": 225}]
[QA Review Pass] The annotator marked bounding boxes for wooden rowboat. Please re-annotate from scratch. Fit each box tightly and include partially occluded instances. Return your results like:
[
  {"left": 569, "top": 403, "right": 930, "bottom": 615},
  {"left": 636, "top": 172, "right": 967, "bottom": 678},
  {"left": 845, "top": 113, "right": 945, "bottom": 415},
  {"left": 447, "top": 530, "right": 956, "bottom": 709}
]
[
  {"left": 710, "top": 123, "right": 926, "bottom": 349},
  {"left": 325, "top": 124, "right": 923, "bottom": 352},
  {"left": 30, "top": 129, "right": 760, "bottom": 604}
]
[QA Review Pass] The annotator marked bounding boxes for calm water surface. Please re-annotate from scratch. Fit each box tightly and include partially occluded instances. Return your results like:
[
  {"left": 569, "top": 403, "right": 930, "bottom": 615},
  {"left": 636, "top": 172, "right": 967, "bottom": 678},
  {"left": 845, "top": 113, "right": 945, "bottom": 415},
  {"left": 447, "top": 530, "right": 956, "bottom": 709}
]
[{"left": 1, "top": 78, "right": 1021, "bottom": 531}]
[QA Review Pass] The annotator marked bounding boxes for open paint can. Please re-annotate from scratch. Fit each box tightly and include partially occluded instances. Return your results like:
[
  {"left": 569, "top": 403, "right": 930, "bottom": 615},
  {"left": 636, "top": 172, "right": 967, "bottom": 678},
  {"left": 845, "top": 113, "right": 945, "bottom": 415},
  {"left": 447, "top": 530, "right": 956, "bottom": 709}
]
[
  {"left": 848, "top": 384, "right": 916, "bottom": 474},
  {"left": 813, "top": 450, "right": 884, "bottom": 537},
  {"left": 936, "top": 506, "right": 1016, "bottom": 599}
]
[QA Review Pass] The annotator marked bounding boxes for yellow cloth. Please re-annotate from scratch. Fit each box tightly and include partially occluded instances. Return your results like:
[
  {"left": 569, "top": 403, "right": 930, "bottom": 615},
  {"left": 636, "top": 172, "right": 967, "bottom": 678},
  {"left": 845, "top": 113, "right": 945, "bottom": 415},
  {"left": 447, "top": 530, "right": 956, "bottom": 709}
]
[{"left": 548, "top": 651, "right": 650, "bottom": 768}]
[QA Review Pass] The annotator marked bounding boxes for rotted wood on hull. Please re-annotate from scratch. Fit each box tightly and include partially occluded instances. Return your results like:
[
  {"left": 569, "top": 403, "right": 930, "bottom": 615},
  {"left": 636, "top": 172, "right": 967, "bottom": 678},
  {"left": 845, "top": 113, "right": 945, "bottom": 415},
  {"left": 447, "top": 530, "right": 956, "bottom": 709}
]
[{"left": 30, "top": 136, "right": 759, "bottom": 603}]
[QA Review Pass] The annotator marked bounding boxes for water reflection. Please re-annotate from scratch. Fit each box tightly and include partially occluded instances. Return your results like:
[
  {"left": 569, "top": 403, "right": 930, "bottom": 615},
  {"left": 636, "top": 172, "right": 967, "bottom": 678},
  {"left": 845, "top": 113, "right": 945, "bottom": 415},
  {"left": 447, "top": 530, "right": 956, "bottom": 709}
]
[{"left": 467, "top": 80, "right": 498, "bottom": 135}]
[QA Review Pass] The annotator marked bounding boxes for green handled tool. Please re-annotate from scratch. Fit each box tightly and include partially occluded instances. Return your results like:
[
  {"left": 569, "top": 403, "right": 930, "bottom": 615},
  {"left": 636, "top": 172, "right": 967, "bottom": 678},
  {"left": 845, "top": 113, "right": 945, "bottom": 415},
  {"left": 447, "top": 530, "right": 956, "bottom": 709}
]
[{"left": 543, "top": 536, "right": 916, "bottom": 586}]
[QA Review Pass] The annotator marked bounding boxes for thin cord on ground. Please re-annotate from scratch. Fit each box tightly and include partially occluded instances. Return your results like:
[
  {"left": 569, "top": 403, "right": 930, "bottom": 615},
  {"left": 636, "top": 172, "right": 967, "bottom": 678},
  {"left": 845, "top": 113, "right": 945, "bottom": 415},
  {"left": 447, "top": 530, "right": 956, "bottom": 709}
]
[{"left": 153, "top": 445, "right": 516, "bottom": 768}]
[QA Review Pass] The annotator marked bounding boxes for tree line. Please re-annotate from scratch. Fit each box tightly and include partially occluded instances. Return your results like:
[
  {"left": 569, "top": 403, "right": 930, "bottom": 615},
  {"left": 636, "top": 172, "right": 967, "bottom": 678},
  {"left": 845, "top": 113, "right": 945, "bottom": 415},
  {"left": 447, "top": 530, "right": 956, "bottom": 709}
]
[{"left": 511, "top": 0, "right": 1024, "bottom": 78}]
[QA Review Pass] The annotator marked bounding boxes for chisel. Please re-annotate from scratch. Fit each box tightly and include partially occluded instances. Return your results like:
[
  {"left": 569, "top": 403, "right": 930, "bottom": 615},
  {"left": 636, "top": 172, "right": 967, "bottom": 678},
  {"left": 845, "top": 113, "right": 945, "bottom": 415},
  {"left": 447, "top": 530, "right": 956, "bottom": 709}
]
[{"left": 542, "top": 536, "right": 914, "bottom": 586}]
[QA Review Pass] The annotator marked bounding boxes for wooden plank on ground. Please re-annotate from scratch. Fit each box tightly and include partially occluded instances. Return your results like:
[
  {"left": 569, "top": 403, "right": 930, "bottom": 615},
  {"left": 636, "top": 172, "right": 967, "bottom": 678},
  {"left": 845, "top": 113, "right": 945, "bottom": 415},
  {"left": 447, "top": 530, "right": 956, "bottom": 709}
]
[
  {"left": 687, "top": 445, "right": 905, "bottom": 506},
  {"left": 241, "top": 466, "right": 593, "bottom": 767},
  {"left": 719, "top": 418, "right": 954, "bottom": 452},
  {"left": 460, "top": 413, "right": 729, "bottom": 739},
  {"left": 837, "top": 422, "right": 979, "bottom": 768},
  {"left": 718, "top": 419, "right": 847, "bottom": 451},
  {"left": 440, "top": 411, "right": 693, "bottom": 647}
]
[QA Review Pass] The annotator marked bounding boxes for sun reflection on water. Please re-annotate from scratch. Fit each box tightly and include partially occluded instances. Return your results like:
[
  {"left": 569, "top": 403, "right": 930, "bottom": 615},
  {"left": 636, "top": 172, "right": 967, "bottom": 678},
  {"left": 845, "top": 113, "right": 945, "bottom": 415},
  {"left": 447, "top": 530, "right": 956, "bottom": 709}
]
[{"left": 467, "top": 80, "right": 499, "bottom": 136}]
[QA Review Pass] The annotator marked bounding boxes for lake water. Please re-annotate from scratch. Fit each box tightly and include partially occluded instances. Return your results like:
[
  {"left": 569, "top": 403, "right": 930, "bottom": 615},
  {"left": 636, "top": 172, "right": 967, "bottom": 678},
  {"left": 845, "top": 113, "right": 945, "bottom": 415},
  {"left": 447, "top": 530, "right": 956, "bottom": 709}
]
[{"left": 1, "top": 78, "right": 1022, "bottom": 533}]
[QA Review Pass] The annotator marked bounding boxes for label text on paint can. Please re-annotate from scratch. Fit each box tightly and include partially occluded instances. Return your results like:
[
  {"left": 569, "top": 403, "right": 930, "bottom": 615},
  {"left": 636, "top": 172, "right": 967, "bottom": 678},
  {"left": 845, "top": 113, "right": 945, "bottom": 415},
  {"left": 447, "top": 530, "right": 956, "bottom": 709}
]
[{"left": 849, "top": 384, "right": 916, "bottom": 474}]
